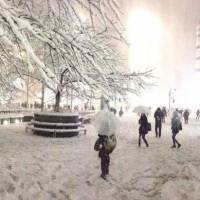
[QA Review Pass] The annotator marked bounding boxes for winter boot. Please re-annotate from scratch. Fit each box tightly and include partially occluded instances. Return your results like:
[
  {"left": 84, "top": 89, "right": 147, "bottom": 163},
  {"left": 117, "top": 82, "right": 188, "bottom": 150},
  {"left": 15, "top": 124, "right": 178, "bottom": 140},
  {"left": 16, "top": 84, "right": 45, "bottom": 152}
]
[
  {"left": 177, "top": 144, "right": 181, "bottom": 148},
  {"left": 100, "top": 174, "right": 107, "bottom": 180}
]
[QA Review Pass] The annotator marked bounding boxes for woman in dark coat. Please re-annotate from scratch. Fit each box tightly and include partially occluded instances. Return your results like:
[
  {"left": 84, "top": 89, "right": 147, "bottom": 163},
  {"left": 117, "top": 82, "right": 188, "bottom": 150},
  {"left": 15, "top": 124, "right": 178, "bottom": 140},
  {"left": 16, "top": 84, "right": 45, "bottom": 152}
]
[
  {"left": 138, "top": 113, "right": 149, "bottom": 147},
  {"left": 171, "top": 111, "right": 182, "bottom": 148}
]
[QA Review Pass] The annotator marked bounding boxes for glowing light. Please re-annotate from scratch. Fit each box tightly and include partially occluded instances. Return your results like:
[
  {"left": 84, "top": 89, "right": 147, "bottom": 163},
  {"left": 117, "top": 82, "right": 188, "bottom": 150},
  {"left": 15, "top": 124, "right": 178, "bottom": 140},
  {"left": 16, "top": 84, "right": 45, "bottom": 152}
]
[
  {"left": 127, "top": 9, "right": 163, "bottom": 71},
  {"left": 175, "top": 72, "right": 200, "bottom": 110},
  {"left": 15, "top": 119, "right": 20, "bottom": 124},
  {"left": 3, "top": 120, "right": 9, "bottom": 125}
]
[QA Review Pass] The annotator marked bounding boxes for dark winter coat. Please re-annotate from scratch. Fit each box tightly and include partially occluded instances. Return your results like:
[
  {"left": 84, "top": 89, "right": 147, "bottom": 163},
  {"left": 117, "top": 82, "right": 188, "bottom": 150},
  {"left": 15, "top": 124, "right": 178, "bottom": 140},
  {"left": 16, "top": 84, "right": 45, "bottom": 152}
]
[
  {"left": 139, "top": 115, "right": 149, "bottom": 134},
  {"left": 183, "top": 110, "right": 189, "bottom": 119},
  {"left": 154, "top": 109, "right": 163, "bottom": 126},
  {"left": 171, "top": 116, "right": 182, "bottom": 134},
  {"left": 94, "top": 135, "right": 110, "bottom": 157},
  {"left": 162, "top": 108, "right": 167, "bottom": 117},
  {"left": 119, "top": 110, "right": 123, "bottom": 117}
]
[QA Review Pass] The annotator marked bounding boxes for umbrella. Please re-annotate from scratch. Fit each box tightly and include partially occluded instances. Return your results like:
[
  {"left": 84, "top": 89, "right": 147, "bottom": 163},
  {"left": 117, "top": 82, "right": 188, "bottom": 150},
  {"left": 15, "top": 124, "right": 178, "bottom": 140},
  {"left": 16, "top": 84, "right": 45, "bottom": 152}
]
[
  {"left": 133, "top": 106, "right": 151, "bottom": 114},
  {"left": 91, "top": 107, "right": 120, "bottom": 136},
  {"left": 176, "top": 108, "right": 192, "bottom": 114}
]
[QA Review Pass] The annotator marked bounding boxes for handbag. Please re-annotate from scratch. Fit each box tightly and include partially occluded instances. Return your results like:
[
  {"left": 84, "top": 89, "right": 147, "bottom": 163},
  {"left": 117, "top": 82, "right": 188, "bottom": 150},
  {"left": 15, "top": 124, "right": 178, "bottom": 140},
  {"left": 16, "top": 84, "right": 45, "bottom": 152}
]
[
  {"left": 147, "top": 122, "right": 151, "bottom": 131},
  {"left": 94, "top": 138, "right": 101, "bottom": 151},
  {"left": 103, "top": 135, "right": 117, "bottom": 154}
]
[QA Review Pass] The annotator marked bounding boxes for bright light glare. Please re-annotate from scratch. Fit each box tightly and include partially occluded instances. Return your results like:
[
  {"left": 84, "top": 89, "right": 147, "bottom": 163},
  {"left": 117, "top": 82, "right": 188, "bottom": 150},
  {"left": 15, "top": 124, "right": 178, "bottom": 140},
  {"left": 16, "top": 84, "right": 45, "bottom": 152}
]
[
  {"left": 3, "top": 120, "right": 9, "bottom": 125},
  {"left": 176, "top": 72, "right": 200, "bottom": 110},
  {"left": 15, "top": 119, "right": 20, "bottom": 124},
  {"left": 127, "top": 9, "right": 163, "bottom": 71}
]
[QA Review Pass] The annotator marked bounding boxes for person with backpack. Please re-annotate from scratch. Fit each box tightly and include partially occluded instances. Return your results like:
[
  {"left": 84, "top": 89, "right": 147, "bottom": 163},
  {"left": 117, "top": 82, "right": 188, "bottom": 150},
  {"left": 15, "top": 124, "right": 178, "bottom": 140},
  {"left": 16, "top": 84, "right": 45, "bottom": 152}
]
[
  {"left": 171, "top": 111, "right": 182, "bottom": 148},
  {"left": 94, "top": 134, "right": 116, "bottom": 180},
  {"left": 138, "top": 113, "right": 150, "bottom": 147},
  {"left": 154, "top": 107, "right": 163, "bottom": 138},
  {"left": 93, "top": 102, "right": 118, "bottom": 180}
]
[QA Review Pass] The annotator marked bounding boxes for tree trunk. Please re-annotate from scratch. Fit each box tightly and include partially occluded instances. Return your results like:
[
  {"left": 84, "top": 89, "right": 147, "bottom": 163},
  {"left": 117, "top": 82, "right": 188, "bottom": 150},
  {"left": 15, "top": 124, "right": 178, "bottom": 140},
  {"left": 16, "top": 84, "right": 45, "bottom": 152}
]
[
  {"left": 89, "top": 90, "right": 92, "bottom": 110},
  {"left": 70, "top": 88, "right": 73, "bottom": 112},
  {"left": 41, "top": 82, "right": 45, "bottom": 111},
  {"left": 100, "top": 95, "right": 105, "bottom": 110},
  {"left": 26, "top": 75, "right": 29, "bottom": 108},
  {"left": 55, "top": 90, "right": 61, "bottom": 112}
]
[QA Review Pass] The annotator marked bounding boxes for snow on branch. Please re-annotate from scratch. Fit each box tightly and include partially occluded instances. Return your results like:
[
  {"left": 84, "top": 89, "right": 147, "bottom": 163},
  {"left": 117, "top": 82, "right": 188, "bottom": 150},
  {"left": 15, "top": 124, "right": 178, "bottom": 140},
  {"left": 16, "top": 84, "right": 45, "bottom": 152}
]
[{"left": 0, "top": 0, "right": 153, "bottom": 100}]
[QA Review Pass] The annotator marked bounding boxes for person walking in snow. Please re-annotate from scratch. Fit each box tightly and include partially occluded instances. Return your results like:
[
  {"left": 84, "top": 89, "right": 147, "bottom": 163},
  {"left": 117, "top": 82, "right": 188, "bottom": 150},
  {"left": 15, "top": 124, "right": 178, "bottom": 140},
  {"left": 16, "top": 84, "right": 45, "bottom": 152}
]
[
  {"left": 110, "top": 107, "right": 117, "bottom": 115},
  {"left": 171, "top": 111, "right": 182, "bottom": 148},
  {"left": 196, "top": 109, "right": 200, "bottom": 120},
  {"left": 94, "top": 135, "right": 111, "bottom": 179},
  {"left": 154, "top": 107, "right": 163, "bottom": 138},
  {"left": 161, "top": 107, "right": 167, "bottom": 123},
  {"left": 138, "top": 113, "right": 150, "bottom": 147},
  {"left": 119, "top": 106, "right": 124, "bottom": 117},
  {"left": 93, "top": 103, "right": 118, "bottom": 180},
  {"left": 183, "top": 109, "right": 190, "bottom": 124}
]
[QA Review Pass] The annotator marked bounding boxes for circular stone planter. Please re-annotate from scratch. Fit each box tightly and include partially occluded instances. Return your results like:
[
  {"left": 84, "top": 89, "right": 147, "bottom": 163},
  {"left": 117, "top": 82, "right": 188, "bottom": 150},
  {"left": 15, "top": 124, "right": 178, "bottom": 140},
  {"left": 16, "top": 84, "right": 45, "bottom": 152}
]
[{"left": 32, "top": 112, "right": 81, "bottom": 137}]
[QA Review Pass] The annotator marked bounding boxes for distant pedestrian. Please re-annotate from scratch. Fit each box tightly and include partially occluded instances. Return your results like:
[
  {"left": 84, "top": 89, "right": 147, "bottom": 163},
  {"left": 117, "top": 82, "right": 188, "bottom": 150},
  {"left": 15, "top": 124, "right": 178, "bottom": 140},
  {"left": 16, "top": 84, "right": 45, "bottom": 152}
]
[
  {"left": 171, "top": 111, "right": 182, "bottom": 148},
  {"left": 110, "top": 107, "right": 117, "bottom": 115},
  {"left": 138, "top": 113, "right": 150, "bottom": 147},
  {"left": 91, "top": 105, "right": 95, "bottom": 111},
  {"left": 161, "top": 107, "right": 167, "bottom": 123},
  {"left": 183, "top": 110, "right": 190, "bottom": 124},
  {"left": 196, "top": 109, "right": 200, "bottom": 120},
  {"left": 119, "top": 107, "right": 124, "bottom": 117},
  {"left": 154, "top": 107, "right": 163, "bottom": 138}
]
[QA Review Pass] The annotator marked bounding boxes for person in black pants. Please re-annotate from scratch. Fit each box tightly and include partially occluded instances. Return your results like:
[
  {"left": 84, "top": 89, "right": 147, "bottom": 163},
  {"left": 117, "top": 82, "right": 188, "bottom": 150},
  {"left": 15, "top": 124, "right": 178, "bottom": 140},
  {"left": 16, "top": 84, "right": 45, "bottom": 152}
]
[
  {"left": 94, "top": 135, "right": 110, "bottom": 180},
  {"left": 138, "top": 113, "right": 149, "bottom": 147},
  {"left": 154, "top": 107, "right": 162, "bottom": 138}
]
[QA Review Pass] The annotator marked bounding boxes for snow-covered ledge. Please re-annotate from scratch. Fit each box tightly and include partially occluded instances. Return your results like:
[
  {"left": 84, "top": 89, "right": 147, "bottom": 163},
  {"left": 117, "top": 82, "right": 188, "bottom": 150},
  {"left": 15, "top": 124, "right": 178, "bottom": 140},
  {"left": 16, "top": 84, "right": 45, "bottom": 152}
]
[
  {"left": 34, "top": 112, "right": 79, "bottom": 117},
  {"left": 32, "top": 112, "right": 81, "bottom": 137}
]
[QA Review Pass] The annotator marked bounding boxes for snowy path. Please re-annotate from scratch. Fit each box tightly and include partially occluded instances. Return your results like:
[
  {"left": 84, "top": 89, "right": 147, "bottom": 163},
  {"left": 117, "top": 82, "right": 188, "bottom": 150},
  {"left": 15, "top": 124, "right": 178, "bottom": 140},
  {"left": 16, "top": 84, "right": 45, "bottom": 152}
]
[{"left": 0, "top": 114, "right": 200, "bottom": 200}]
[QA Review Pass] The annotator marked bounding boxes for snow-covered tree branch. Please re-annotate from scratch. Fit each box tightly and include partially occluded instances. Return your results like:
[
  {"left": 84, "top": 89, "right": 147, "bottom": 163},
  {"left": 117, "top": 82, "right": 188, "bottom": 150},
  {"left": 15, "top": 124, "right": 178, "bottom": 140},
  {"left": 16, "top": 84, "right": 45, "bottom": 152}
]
[{"left": 0, "top": 0, "right": 153, "bottom": 111}]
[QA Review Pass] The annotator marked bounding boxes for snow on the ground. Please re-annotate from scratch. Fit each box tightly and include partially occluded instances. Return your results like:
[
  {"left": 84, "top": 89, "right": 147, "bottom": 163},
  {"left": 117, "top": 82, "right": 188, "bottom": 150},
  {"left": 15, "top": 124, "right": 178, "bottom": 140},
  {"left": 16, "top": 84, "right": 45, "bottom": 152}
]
[{"left": 0, "top": 114, "right": 200, "bottom": 200}]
